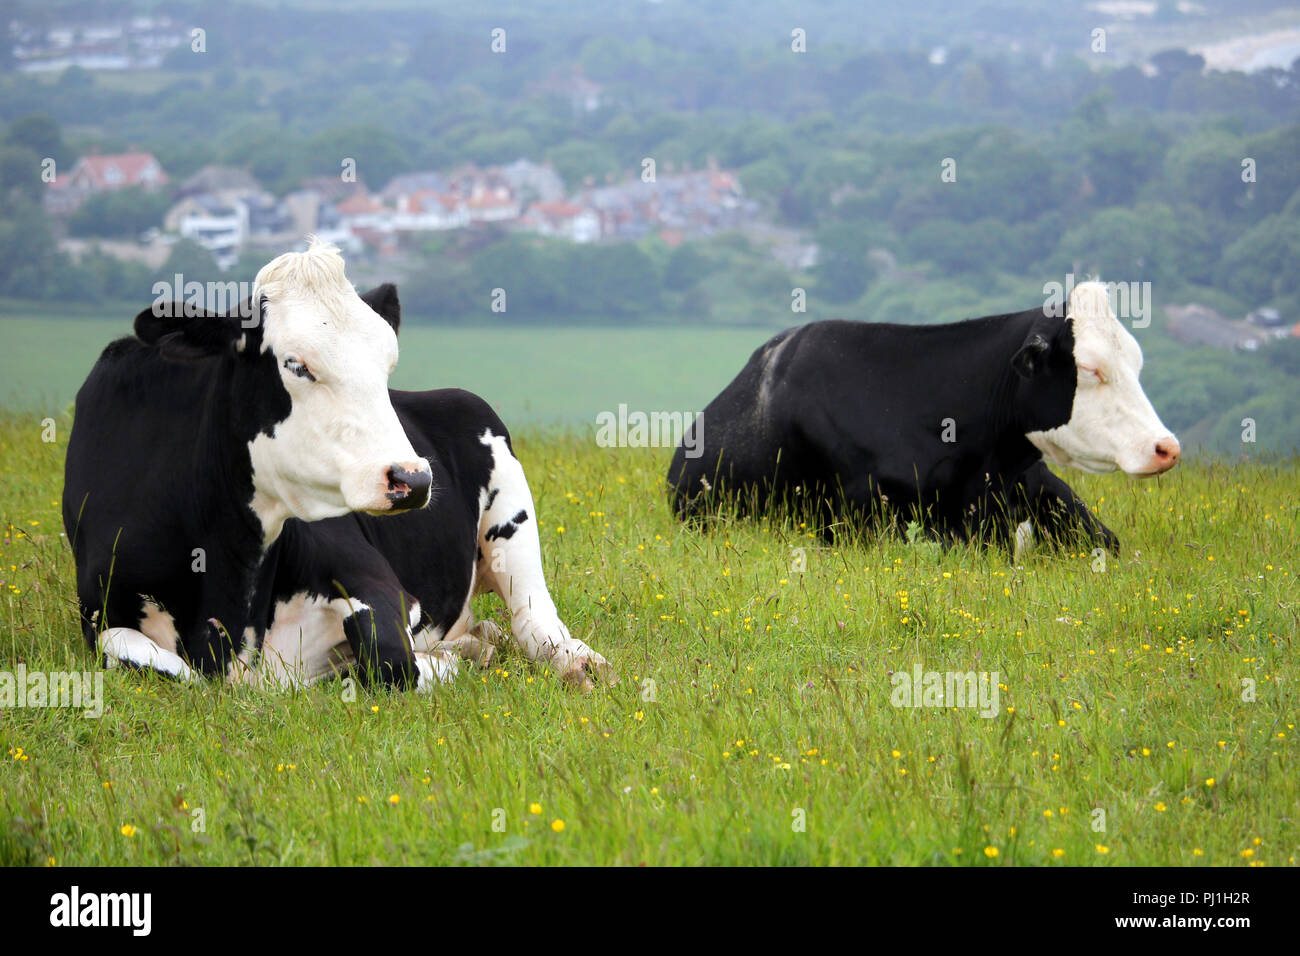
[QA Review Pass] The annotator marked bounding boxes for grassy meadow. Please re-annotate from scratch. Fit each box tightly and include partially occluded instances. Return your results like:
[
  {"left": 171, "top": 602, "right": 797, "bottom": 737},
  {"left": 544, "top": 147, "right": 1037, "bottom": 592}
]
[{"left": 1, "top": 401, "right": 1296, "bottom": 865}]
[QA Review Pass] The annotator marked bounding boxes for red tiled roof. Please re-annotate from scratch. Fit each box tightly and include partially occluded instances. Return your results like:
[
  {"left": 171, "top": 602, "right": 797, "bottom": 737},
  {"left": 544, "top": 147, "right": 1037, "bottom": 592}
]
[
  {"left": 531, "top": 201, "right": 586, "bottom": 219},
  {"left": 336, "top": 194, "right": 386, "bottom": 215},
  {"left": 407, "top": 189, "right": 461, "bottom": 213},
  {"left": 72, "top": 152, "right": 167, "bottom": 190}
]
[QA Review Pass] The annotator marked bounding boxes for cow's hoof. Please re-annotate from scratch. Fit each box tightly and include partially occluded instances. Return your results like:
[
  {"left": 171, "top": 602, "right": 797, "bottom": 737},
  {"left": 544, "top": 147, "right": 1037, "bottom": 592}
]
[
  {"left": 430, "top": 630, "right": 499, "bottom": 668},
  {"left": 561, "top": 652, "right": 618, "bottom": 692},
  {"left": 471, "top": 620, "right": 506, "bottom": 646},
  {"left": 414, "top": 650, "right": 459, "bottom": 690}
]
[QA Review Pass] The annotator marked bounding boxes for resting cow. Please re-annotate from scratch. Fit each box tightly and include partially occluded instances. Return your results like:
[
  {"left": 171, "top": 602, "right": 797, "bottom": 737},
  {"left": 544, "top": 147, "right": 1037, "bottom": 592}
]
[
  {"left": 666, "top": 282, "right": 1179, "bottom": 552},
  {"left": 63, "top": 241, "right": 613, "bottom": 692}
]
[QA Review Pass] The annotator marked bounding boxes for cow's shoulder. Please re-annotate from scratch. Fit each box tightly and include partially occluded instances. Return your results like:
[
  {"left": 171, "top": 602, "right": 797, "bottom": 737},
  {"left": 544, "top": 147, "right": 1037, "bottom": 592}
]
[
  {"left": 99, "top": 334, "right": 149, "bottom": 362},
  {"left": 393, "top": 387, "right": 511, "bottom": 451},
  {"left": 391, "top": 387, "right": 512, "bottom": 509}
]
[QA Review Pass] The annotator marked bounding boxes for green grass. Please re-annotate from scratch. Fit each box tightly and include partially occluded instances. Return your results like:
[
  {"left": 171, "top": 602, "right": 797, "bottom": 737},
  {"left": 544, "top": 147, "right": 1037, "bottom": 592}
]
[
  {"left": 0, "top": 317, "right": 768, "bottom": 425},
  {"left": 1, "top": 410, "right": 1296, "bottom": 866}
]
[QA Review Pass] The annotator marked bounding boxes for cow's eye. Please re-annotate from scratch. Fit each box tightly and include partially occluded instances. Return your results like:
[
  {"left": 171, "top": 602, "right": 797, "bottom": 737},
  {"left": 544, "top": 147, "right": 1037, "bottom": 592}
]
[
  {"left": 1079, "top": 365, "right": 1105, "bottom": 384},
  {"left": 283, "top": 358, "right": 316, "bottom": 382}
]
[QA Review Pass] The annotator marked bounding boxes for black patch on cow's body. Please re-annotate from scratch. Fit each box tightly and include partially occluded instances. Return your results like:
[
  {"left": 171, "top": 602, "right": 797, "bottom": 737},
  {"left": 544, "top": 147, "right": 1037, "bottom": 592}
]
[
  {"left": 484, "top": 508, "right": 529, "bottom": 542},
  {"left": 666, "top": 308, "right": 1115, "bottom": 551}
]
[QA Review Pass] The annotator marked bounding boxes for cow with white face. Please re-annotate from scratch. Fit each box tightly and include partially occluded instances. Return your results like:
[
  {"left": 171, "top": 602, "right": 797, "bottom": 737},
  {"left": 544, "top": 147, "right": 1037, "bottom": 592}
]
[
  {"left": 667, "top": 280, "right": 1179, "bottom": 553},
  {"left": 1027, "top": 282, "right": 1180, "bottom": 478},
  {"left": 64, "top": 241, "right": 612, "bottom": 692},
  {"left": 65, "top": 241, "right": 431, "bottom": 680},
  {"left": 242, "top": 245, "right": 432, "bottom": 538}
]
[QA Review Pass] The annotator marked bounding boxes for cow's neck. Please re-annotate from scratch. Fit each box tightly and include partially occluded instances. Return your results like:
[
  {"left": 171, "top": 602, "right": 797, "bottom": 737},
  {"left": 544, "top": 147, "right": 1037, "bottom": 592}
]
[
  {"left": 984, "top": 312, "right": 1050, "bottom": 477},
  {"left": 188, "top": 358, "right": 284, "bottom": 645}
]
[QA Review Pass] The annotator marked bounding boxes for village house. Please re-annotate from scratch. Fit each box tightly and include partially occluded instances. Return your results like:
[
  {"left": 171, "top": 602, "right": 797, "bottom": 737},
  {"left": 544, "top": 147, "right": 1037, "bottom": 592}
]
[
  {"left": 392, "top": 190, "right": 470, "bottom": 232},
  {"left": 173, "top": 194, "right": 246, "bottom": 270},
  {"left": 380, "top": 171, "right": 451, "bottom": 203},
  {"left": 497, "top": 159, "right": 567, "bottom": 205},
  {"left": 335, "top": 193, "right": 392, "bottom": 233},
  {"left": 521, "top": 201, "right": 601, "bottom": 243},
  {"left": 45, "top": 150, "right": 168, "bottom": 215},
  {"left": 161, "top": 165, "right": 297, "bottom": 269},
  {"left": 578, "top": 166, "right": 757, "bottom": 241},
  {"left": 49, "top": 149, "right": 767, "bottom": 267},
  {"left": 174, "top": 165, "right": 263, "bottom": 203},
  {"left": 13, "top": 16, "right": 187, "bottom": 73},
  {"left": 464, "top": 187, "right": 522, "bottom": 224}
]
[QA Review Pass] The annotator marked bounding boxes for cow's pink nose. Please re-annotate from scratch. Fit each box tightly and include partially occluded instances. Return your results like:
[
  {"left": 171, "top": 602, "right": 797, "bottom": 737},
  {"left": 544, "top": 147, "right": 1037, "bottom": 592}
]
[{"left": 1151, "top": 437, "right": 1180, "bottom": 472}]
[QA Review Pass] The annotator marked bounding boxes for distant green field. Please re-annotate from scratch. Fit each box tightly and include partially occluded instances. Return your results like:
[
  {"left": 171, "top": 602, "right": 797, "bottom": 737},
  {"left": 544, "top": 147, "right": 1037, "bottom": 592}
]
[{"left": 0, "top": 316, "right": 768, "bottom": 426}]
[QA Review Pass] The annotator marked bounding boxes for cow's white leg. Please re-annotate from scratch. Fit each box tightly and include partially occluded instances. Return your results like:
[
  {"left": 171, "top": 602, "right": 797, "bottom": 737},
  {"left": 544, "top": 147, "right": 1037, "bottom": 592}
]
[
  {"left": 474, "top": 430, "right": 616, "bottom": 690},
  {"left": 1013, "top": 519, "right": 1035, "bottom": 563},
  {"left": 427, "top": 630, "right": 498, "bottom": 669},
  {"left": 99, "top": 627, "right": 197, "bottom": 680}
]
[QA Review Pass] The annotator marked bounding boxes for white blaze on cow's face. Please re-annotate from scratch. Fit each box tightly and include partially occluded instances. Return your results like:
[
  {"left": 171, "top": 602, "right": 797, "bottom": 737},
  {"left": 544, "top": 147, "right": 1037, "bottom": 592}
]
[
  {"left": 246, "top": 242, "right": 431, "bottom": 539},
  {"left": 1026, "top": 282, "right": 1180, "bottom": 477}
]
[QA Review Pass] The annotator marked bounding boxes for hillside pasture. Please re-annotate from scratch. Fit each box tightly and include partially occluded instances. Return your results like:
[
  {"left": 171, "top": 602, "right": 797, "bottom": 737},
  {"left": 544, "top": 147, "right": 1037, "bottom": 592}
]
[{"left": 1, "top": 410, "right": 1295, "bottom": 865}]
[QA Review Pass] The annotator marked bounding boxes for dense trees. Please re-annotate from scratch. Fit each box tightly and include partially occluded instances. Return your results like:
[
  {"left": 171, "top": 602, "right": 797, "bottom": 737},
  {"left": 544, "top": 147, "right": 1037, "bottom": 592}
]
[{"left": 67, "top": 187, "right": 171, "bottom": 239}]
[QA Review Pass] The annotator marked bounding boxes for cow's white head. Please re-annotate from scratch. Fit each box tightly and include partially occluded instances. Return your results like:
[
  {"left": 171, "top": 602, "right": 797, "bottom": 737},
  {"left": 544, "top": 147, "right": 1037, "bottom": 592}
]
[
  {"left": 1021, "top": 281, "right": 1179, "bottom": 477},
  {"left": 134, "top": 240, "right": 430, "bottom": 544},
  {"left": 246, "top": 243, "right": 430, "bottom": 530}
]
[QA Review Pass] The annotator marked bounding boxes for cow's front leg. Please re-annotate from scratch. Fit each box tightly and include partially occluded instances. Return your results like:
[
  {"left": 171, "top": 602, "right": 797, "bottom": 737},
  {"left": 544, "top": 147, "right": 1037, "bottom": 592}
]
[
  {"left": 1020, "top": 461, "right": 1119, "bottom": 554},
  {"left": 335, "top": 579, "right": 455, "bottom": 691},
  {"left": 99, "top": 627, "right": 199, "bottom": 681},
  {"left": 475, "top": 431, "right": 616, "bottom": 690},
  {"left": 425, "top": 621, "right": 502, "bottom": 670}
]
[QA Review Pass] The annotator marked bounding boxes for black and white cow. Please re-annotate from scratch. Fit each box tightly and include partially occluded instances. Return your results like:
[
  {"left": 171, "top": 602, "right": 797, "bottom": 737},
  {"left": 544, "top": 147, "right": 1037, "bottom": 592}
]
[
  {"left": 63, "top": 242, "right": 613, "bottom": 692},
  {"left": 666, "top": 282, "right": 1179, "bottom": 552}
]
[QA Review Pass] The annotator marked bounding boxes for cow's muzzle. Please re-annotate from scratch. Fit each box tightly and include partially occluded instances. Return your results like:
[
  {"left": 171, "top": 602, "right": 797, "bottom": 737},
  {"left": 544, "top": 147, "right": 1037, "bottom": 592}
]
[
  {"left": 385, "top": 462, "right": 432, "bottom": 511},
  {"left": 1139, "top": 436, "right": 1181, "bottom": 476}
]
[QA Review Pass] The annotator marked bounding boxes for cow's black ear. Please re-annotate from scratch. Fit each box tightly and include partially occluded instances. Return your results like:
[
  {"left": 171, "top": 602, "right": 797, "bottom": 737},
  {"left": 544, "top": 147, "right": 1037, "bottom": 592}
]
[
  {"left": 134, "top": 302, "right": 246, "bottom": 361},
  {"left": 1011, "top": 332, "right": 1051, "bottom": 379},
  {"left": 360, "top": 283, "right": 401, "bottom": 334}
]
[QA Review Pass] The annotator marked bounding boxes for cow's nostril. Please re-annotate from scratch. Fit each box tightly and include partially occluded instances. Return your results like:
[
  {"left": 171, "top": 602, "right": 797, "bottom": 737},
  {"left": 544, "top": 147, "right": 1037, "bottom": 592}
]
[
  {"left": 387, "top": 469, "right": 409, "bottom": 494},
  {"left": 385, "top": 464, "right": 432, "bottom": 509}
]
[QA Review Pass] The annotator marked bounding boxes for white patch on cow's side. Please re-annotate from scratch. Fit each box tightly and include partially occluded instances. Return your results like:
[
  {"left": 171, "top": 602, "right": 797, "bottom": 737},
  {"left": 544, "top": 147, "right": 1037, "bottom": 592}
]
[
  {"left": 243, "top": 241, "right": 431, "bottom": 544},
  {"left": 253, "top": 592, "right": 365, "bottom": 688},
  {"left": 137, "top": 597, "right": 180, "bottom": 653},
  {"left": 100, "top": 627, "right": 196, "bottom": 680},
  {"left": 1026, "top": 281, "right": 1180, "bottom": 477},
  {"left": 473, "top": 430, "right": 616, "bottom": 689},
  {"left": 756, "top": 332, "right": 793, "bottom": 415}
]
